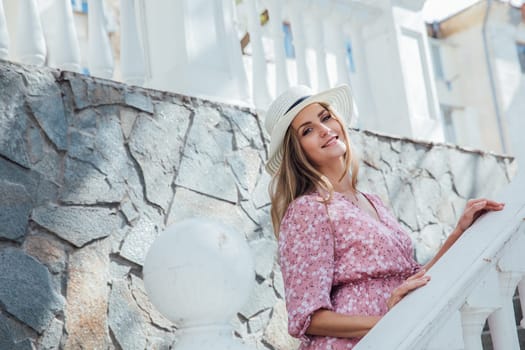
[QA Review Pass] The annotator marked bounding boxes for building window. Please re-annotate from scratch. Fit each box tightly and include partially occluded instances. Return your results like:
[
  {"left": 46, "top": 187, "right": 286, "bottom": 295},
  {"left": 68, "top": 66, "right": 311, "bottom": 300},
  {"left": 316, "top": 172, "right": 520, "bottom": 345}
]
[
  {"left": 431, "top": 43, "right": 445, "bottom": 80},
  {"left": 346, "top": 41, "right": 355, "bottom": 73},
  {"left": 517, "top": 42, "right": 525, "bottom": 73},
  {"left": 283, "top": 22, "right": 295, "bottom": 59},
  {"left": 441, "top": 105, "right": 457, "bottom": 144},
  {"left": 71, "top": 0, "right": 88, "bottom": 13}
]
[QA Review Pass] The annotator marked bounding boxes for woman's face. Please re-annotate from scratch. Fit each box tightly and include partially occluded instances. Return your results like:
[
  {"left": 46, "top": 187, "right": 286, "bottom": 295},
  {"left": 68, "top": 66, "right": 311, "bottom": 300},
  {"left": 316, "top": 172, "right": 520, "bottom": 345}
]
[{"left": 291, "top": 103, "right": 347, "bottom": 169}]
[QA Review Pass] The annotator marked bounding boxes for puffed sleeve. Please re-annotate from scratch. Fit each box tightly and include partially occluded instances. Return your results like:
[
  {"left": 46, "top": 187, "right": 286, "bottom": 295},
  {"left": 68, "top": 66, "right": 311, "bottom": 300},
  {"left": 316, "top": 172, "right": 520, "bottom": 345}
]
[{"left": 277, "top": 196, "right": 335, "bottom": 341}]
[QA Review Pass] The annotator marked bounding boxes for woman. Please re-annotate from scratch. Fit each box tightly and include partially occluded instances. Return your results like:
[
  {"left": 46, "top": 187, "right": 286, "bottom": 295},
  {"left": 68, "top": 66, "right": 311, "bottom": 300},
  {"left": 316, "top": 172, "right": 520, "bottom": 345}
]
[{"left": 264, "top": 85, "right": 504, "bottom": 350}]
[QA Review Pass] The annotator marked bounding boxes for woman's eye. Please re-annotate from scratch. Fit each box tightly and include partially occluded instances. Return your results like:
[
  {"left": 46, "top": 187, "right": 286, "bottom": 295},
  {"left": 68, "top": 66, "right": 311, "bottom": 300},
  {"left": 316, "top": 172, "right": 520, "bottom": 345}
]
[
  {"left": 321, "top": 114, "right": 331, "bottom": 122},
  {"left": 302, "top": 128, "right": 312, "bottom": 136}
]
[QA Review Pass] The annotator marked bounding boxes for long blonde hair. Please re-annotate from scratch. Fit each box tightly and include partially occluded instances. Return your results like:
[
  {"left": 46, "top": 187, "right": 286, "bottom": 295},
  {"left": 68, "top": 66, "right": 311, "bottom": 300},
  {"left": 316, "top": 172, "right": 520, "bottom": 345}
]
[{"left": 269, "top": 104, "right": 359, "bottom": 236}]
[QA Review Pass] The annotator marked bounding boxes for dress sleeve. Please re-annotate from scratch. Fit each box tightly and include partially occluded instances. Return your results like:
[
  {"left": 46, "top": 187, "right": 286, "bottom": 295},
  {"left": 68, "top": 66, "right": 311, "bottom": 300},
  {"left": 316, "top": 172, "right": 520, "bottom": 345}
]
[{"left": 277, "top": 196, "right": 335, "bottom": 341}]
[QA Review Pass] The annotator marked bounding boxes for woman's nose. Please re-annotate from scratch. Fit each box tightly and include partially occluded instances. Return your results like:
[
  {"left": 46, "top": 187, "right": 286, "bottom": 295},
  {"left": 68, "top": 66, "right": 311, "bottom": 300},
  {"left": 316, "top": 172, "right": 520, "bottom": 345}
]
[{"left": 319, "top": 123, "right": 330, "bottom": 137}]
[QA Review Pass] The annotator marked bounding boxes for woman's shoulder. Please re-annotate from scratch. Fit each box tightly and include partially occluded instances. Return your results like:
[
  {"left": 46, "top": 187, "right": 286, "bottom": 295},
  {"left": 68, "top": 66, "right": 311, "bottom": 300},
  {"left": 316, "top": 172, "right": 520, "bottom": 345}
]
[{"left": 286, "top": 191, "right": 326, "bottom": 211}]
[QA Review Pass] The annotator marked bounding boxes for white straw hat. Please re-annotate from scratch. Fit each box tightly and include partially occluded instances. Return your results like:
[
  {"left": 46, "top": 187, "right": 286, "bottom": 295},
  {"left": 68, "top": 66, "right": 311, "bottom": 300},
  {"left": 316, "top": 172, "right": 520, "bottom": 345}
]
[{"left": 264, "top": 84, "right": 353, "bottom": 175}]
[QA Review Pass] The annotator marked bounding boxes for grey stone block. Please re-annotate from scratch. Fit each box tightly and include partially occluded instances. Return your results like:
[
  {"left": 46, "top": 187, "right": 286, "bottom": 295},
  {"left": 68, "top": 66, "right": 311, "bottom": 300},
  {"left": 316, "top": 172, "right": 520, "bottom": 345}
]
[
  {"left": 0, "top": 104, "right": 30, "bottom": 168},
  {"left": 0, "top": 249, "right": 64, "bottom": 332},
  {"left": 66, "top": 74, "right": 124, "bottom": 109},
  {"left": 124, "top": 90, "right": 154, "bottom": 113},
  {"left": 228, "top": 147, "right": 261, "bottom": 199},
  {"left": 0, "top": 180, "right": 32, "bottom": 241},
  {"left": 130, "top": 274, "right": 174, "bottom": 330},
  {"left": 39, "top": 318, "right": 63, "bottom": 350},
  {"left": 175, "top": 106, "right": 237, "bottom": 203},
  {"left": 32, "top": 204, "right": 122, "bottom": 248},
  {"left": 119, "top": 214, "right": 159, "bottom": 266},
  {"left": 69, "top": 108, "right": 98, "bottom": 134},
  {"left": 167, "top": 187, "right": 258, "bottom": 241},
  {"left": 225, "top": 106, "right": 264, "bottom": 150},
  {"left": 27, "top": 88, "right": 67, "bottom": 151},
  {"left": 109, "top": 280, "right": 147, "bottom": 350},
  {"left": 262, "top": 300, "right": 300, "bottom": 350},
  {"left": 239, "top": 280, "right": 276, "bottom": 319},
  {"left": 129, "top": 102, "right": 190, "bottom": 210},
  {"left": 61, "top": 156, "right": 125, "bottom": 204},
  {"left": 0, "top": 157, "right": 58, "bottom": 206},
  {"left": 27, "top": 125, "right": 44, "bottom": 164}
]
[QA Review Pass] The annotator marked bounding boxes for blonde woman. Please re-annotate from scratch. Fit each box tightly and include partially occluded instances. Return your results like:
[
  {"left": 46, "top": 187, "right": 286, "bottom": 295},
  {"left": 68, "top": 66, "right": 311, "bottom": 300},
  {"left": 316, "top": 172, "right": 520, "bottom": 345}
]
[{"left": 265, "top": 85, "right": 504, "bottom": 350}]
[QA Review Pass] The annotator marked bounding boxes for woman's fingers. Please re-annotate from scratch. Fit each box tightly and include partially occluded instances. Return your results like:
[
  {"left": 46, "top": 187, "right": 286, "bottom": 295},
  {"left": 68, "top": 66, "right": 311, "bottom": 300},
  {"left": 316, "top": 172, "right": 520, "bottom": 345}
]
[
  {"left": 457, "top": 198, "right": 505, "bottom": 232},
  {"left": 398, "top": 275, "right": 431, "bottom": 295},
  {"left": 406, "top": 268, "right": 426, "bottom": 281},
  {"left": 388, "top": 272, "right": 431, "bottom": 310}
]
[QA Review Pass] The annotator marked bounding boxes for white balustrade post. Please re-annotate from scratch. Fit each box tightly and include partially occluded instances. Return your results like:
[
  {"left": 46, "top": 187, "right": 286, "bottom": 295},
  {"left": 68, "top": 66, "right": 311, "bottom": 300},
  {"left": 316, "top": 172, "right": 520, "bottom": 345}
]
[
  {"left": 487, "top": 234, "right": 525, "bottom": 350},
  {"left": 15, "top": 0, "right": 46, "bottom": 65},
  {"left": 144, "top": 218, "right": 255, "bottom": 350},
  {"left": 120, "top": 0, "right": 145, "bottom": 85},
  {"left": 0, "top": 0, "right": 9, "bottom": 59},
  {"left": 87, "top": 0, "right": 114, "bottom": 78},
  {"left": 265, "top": 0, "right": 289, "bottom": 95},
  {"left": 245, "top": 0, "right": 271, "bottom": 109},
  {"left": 325, "top": 13, "right": 351, "bottom": 87},
  {"left": 288, "top": 3, "right": 310, "bottom": 87},
  {"left": 49, "top": 0, "right": 81, "bottom": 72},
  {"left": 306, "top": 11, "right": 330, "bottom": 90},
  {"left": 487, "top": 271, "right": 522, "bottom": 350},
  {"left": 460, "top": 268, "right": 501, "bottom": 350}
]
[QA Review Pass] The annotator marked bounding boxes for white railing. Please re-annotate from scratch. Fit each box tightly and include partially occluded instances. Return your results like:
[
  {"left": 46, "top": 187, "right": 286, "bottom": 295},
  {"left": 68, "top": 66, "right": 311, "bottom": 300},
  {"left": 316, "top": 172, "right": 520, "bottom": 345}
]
[
  {"left": 0, "top": 0, "right": 145, "bottom": 84},
  {"left": 355, "top": 173, "right": 525, "bottom": 350},
  {"left": 0, "top": 0, "right": 363, "bottom": 100},
  {"left": 0, "top": 0, "right": 447, "bottom": 142}
]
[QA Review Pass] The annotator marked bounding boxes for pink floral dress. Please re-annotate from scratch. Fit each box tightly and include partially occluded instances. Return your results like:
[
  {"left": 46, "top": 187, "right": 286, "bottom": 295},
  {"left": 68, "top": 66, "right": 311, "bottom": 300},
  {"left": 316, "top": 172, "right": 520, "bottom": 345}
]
[{"left": 278, "top": 191, "right": 421, "bottom": 350}]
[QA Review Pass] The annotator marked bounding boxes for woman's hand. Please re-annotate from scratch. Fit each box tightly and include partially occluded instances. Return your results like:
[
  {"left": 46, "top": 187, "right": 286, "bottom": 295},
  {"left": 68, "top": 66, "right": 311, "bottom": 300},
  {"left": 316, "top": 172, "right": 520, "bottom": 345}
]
[
  {"left": 455, "top": 198, "right": 505, "bottom": 234},
  {"left": 387, "top": 269, "right": 431, "bottom": 310}
]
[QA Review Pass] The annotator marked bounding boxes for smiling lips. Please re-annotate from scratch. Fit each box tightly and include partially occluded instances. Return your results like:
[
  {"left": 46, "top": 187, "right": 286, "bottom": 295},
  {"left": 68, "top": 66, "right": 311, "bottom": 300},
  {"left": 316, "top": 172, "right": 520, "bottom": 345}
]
[{"left": 322, "top": 135, "right": 339, "bottom": 148}]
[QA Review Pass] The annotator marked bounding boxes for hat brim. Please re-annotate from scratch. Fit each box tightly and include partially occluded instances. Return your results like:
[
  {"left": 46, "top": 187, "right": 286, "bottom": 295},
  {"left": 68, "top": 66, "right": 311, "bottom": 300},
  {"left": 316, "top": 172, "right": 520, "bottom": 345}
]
[{"left": 265, "top": 85, "right": 353, "bottom": 175}]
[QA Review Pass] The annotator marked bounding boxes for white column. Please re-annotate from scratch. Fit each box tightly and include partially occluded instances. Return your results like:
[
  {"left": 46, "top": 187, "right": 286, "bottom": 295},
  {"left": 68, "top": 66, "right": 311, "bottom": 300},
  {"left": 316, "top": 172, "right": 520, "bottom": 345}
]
[
  {"left": 325, "top": 13, "right": 351, "bottom": 87},
  {"left": 487, "top": 271, "right": 522, "bottom": 350},
  {"left": 460, "top": 269, "right": 501, "bottom": 350},
  {"left": 245, "top": 0, "right": 271, "bottom": 109},
  {"left": 87, "top": 0, "right": 114, "bottom": 78},
  {"left": 15, "top": 0, "right": 46, "bottom": 65},
  {"left": 288, "top": 4, "right": 310, "bottom": 87},
  {"left": 49, "top": 0, "right": 81, "bottom": 72},
  {"left": 265, "top": 0, "right": 289, "bottom": 95},
  {"left": 0, "top": 0, "right": 9, "bottom": 59},
  {"left": 120, "top": 0, "right": 145, "bottom": 85},
  {"left": 487, "top": 235, "right": 525, "bottom": 350},
  {"left": 307, "top": 13, "right": 330, "bottom": 90}
]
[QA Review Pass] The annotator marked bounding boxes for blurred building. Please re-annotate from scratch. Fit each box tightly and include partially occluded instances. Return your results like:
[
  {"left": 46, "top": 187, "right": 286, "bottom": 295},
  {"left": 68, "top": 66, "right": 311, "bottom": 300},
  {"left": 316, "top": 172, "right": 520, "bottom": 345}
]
[{"left": 1, "top": 0, "right": 524, "bottom": 154}]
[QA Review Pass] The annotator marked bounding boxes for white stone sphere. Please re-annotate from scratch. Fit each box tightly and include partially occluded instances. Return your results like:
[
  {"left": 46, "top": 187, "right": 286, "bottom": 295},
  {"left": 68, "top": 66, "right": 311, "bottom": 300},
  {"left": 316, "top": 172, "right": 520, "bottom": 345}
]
[{"left": 143, "top": 218, "right": 254, "bottom": 327}]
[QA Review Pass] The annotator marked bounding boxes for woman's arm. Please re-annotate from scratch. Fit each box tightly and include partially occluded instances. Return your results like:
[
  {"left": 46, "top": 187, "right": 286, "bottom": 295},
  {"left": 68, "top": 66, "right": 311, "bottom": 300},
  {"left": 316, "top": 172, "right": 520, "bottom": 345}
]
[
  {"left": 306, "top": 310, "right": 381, "bottom": 338},
  {"left": 306, "top": 269, "right": 431, "bottom": 338},
  {"left": 423, "top": 198, "right": 504, "bottom": 271}
]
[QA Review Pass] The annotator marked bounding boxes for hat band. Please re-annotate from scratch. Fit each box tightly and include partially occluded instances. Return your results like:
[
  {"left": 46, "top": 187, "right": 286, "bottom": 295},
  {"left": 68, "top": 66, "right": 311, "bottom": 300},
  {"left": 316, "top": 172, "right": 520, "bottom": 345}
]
[{"left": 285, "top": 95, "right": 311, "bottom": 114}]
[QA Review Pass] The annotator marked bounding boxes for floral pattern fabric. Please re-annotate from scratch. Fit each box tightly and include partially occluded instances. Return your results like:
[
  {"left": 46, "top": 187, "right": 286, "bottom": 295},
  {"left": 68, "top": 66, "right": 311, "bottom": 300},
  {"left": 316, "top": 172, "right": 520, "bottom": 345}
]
[{"left": 278, "top": 191, "right": 421, "bottom": 350}]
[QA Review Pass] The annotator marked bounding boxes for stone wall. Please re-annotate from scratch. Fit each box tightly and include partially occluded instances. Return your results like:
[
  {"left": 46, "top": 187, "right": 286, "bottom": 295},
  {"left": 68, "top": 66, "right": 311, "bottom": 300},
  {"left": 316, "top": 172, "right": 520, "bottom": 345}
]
[{"left": 0, "top": 60, "right": 515, "bottom": 350}]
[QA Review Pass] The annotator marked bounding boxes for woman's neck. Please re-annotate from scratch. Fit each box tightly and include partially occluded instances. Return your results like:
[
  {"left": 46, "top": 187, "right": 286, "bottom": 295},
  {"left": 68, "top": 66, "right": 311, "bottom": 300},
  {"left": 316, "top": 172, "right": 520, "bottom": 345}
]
[{"left": 319, "top": 165, "right": 354, "bottom": 194}]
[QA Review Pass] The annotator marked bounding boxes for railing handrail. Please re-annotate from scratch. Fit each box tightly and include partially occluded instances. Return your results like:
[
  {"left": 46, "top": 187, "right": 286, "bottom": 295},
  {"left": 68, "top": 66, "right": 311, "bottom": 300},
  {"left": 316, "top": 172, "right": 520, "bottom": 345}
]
[{"left": 354, "top": 178, "right": 525, "bottom": 349}]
